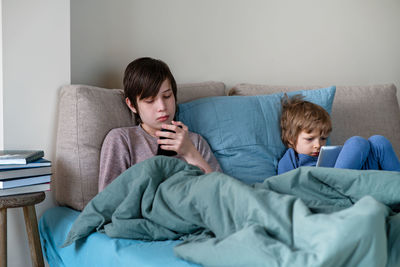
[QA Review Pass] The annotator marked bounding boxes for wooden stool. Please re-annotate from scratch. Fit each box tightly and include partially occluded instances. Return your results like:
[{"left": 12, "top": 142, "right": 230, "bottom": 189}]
[{"left": 0, "top": 192, "right": 45, "bottom": 267}]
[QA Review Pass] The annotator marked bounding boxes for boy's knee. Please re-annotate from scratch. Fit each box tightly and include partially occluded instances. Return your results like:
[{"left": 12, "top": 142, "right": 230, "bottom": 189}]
[
  {"left": 368, "top": 135, "right": 392, "bottom": 150},
  {"left": 369, "top": 135, "right": 388, "bottom": 144},
  {"left": 345, "top": 136, "right": 370, "bottom": 149}
]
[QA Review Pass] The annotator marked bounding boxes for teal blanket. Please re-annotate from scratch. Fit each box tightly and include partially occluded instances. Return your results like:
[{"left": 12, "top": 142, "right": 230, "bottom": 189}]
[{"left": 63, "top": 156, "right": 400, "bottom": 267}]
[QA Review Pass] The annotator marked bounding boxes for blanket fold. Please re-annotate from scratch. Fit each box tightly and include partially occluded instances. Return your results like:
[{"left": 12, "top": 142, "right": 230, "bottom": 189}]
[{"left": 63, "top": 156, "right": 400, "bottom": 267}]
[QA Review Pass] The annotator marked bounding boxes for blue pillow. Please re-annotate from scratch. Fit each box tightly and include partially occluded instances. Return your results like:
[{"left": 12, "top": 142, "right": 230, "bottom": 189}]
[{"left": 177, "top": 86, "right": 336, "bottom": 184}]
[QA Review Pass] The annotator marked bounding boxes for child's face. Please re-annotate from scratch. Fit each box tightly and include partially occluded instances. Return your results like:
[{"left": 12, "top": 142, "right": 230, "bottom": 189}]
[
  {"left": 127, "top": 79, "right": 176, "bottom": 136},
  {"left": 292, "top": 129, "right": 328, "bottom": 157}
]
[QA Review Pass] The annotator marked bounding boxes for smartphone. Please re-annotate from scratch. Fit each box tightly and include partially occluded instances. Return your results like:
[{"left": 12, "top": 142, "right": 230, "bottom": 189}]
[{"left": 156, "top": 128, "right": 178, "bottom": 156}]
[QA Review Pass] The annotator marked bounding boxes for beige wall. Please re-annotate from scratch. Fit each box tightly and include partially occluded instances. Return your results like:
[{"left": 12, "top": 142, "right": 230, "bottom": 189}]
[
  {"left": 71, "top": 0, "right": 400, "bottom": 102},
  {"left": 2, "top": 0, "right": 70, "bottom": 266}
]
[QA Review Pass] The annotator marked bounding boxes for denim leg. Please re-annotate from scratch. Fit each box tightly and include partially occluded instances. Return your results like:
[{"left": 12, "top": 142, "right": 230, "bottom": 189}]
[
  {"left": 335, "top": 136, "right": 370, "bottom": 169},
  {"left": 363, "top": 135, "right": 400, "bottom": 171}
]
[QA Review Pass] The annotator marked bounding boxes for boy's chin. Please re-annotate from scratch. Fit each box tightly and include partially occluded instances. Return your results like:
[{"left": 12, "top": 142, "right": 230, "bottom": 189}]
[{"left": 163, "top": 120, "right": 174, "bottom": 126}]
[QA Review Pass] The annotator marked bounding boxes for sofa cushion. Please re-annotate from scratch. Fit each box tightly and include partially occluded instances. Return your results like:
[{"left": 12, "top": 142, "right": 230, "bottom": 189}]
[
  {"left": 177, "top": 86, "right": 336, "bottom": 184},
  {"left": 230, "top": 84, "right": 400, "bottom": 155},
  {"left": 55, "top": 82, "right": 226, "bottom": 211},
  {"left": 177, "top": 81, "right": 226, "bottom": 103}
]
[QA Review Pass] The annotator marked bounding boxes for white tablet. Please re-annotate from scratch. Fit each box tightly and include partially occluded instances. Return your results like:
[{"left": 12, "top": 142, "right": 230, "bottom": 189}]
[{"left": 316, "top": 145, "right": 343, "bottom": 167}]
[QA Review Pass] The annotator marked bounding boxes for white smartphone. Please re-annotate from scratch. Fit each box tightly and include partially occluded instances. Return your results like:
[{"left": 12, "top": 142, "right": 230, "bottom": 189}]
[{"left": 316, "top": 145, "right": 343, "bottom": 167}]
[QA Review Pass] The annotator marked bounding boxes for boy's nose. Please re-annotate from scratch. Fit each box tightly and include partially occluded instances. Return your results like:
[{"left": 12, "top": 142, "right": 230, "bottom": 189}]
[
  {"left": 313, "top": 141, "right": 321, "bottom": 148},
  {"left": 156, "top": 99, "right": 167, "bottom": 111}
]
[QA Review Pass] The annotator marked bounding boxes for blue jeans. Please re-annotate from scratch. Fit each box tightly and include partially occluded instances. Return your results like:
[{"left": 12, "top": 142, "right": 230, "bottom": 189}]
[{"left": 334, "top": 135, "right": 400, "bottom": 171}]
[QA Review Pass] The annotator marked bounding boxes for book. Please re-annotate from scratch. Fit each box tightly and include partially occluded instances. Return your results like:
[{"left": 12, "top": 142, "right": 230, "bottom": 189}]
[
  {"left": 0, "top": 158, "right": 51, "bottom": 170},
  {"left": 0, "top": 166, "right": 52, "bottom": 180},
  {"left": 316, "top": 145, "right": 343, "bottom": 167},
  {"left": 0, "top": 182, "right": 50, "bottom": 196},
  {"left": 0, "top": 175, "right": 51, "bottom": 189},
  {"left": 0, "top": 150, "right": 44, "bottom": 165}
]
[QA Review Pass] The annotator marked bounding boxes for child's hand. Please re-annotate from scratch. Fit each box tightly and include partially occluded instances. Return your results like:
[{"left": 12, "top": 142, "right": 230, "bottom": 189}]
[
  {"left": 156, "top": 121, "right": 196, "bottom": 156},
  {"left": 156, "top": 121, "right": 213, "bottom": 173}
]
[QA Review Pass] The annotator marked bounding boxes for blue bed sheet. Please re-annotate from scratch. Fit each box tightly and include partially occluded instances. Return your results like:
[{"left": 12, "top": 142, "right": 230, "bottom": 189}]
[{"left": 39, "top": 206, "right": 200, "bottom": 267}]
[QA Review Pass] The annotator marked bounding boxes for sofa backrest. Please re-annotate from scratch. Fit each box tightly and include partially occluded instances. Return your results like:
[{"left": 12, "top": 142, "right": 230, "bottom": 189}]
[
  {"left": 55, "top": 82, "right": 400, "bottom": 211},
  {"left": 231, "top": 84, "right": 400, "bottom": 155}
]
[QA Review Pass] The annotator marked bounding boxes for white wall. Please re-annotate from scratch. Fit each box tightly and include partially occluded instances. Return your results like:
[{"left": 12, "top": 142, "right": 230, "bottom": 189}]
[
  {"left": 71, "top": 0, "right": 400, "bottom": 102},
  {"left": 2, "top": 1, "right": 70, "bottom": 266},
  {"left": 0, "top": 1, "right": 3, "bottom": 150}
]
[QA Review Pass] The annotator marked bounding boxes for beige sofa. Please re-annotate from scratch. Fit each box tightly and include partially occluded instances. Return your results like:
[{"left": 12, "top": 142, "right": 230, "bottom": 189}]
[{"left": 55, "top": 82, "right": 400, "bottom": 211}]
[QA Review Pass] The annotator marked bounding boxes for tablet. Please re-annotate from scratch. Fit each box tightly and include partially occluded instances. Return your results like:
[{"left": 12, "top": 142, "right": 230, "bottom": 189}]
[{"left": 316, "top": 145, "right": 343, "bottom": 167}]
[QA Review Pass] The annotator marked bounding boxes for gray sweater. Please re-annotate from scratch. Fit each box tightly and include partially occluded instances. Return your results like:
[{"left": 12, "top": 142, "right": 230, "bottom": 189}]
[{"left": 98, "top": 125, "right": 222, "bottom": 191}]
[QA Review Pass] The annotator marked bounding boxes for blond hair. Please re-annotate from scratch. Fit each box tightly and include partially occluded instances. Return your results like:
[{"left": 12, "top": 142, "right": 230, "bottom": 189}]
[{"left": 280, "top": 94, "right": 332, "bottom": 148}]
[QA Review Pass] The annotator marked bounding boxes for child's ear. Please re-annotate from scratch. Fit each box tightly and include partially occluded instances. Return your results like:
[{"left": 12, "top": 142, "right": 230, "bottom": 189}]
[
  {"left": 125, "top": 97, "right": 137, "bottom": 114},
  {"left": 287, "top": 140, "right": 294, "bottom": 148}
]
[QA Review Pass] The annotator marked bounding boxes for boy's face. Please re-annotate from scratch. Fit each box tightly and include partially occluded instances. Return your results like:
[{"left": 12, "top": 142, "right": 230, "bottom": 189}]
[
  {"left": 292, "top": 129, "right": 328, "bottom": 157},
  {"left": 126, "top": 79, "right": 176, "bottom": 136}
]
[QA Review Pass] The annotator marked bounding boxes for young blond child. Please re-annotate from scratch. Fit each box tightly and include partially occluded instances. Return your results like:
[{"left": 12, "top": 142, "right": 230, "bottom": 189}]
[{"left": 277, "top": 94, "right": 400, "bottom": 174}]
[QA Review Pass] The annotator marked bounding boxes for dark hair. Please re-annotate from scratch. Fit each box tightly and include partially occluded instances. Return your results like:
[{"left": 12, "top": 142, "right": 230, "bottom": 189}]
[
  {"left": 123, "top": 57, "right": 177, "bottom": 124},
  {"left": 280, "top": 94, "right": 332, "bottom": 148}
]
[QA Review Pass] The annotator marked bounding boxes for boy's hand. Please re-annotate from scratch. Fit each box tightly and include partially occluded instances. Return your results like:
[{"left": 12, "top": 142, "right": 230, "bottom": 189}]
[
  {"left": 156, "top": 121, "right": 213, "bottom": 173},
  {"left": 156, "top": 121, "right": 196, "bottom": 156}
]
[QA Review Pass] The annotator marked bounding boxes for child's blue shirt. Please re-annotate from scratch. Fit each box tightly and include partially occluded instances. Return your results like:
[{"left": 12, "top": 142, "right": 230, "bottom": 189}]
[
  {"left": 278, "top": 135, "right": 400, "bottom": 175},
  {"left": 277, "top": 148, "right": 318, "bottom": 175}
]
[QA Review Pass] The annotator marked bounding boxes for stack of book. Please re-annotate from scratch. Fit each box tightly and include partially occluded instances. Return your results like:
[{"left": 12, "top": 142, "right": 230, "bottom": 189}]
[{"left": 0, "top": 150, "right": 51, "bottom": 196}]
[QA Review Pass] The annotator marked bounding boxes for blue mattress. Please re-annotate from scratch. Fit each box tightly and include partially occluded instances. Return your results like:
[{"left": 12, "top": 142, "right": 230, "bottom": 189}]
[{"left": 39, "top": 206, "right": 200, "bottom": 267}]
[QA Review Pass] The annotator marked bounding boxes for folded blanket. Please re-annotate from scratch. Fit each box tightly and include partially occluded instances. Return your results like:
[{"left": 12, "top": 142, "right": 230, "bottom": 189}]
[{"left": 63, "top": 156, "right": 400, "bottom": 267}]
